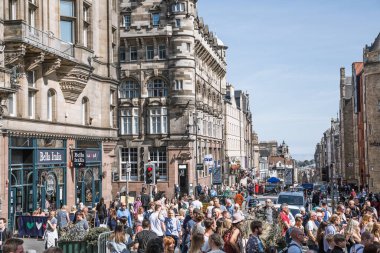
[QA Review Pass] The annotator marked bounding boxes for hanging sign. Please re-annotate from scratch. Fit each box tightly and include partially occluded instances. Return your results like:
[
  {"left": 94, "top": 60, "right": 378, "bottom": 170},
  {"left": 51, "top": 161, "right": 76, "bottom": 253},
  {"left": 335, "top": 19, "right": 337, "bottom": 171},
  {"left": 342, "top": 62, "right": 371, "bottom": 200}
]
[
  {"left": 73, "top": 150, "right": 86, "bottom": 167},
  {"left": 86, "top": 150, "right": 101, "bottom": 163}
]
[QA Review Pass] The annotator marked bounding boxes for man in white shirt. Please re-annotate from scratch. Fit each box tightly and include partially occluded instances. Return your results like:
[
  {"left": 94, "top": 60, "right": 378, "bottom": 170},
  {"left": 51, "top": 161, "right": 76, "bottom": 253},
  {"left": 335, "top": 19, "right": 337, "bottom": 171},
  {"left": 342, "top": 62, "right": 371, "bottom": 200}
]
[
  {"left": 191, "top": 196, "right": 203, "bottom": 210},
  {"left": 149, "top": 204, "right": 165, "bottom": 237},
  {"left": 306, "top": 211, "right": 318, "bottom": 250}
]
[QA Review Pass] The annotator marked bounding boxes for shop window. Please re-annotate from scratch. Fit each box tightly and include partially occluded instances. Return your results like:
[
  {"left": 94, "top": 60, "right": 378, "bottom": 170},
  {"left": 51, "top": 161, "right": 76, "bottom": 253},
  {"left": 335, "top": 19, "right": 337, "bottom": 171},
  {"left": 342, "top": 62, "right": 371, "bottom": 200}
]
[{"left": 149, "top": 147, "right": 167, "bottom": 181}]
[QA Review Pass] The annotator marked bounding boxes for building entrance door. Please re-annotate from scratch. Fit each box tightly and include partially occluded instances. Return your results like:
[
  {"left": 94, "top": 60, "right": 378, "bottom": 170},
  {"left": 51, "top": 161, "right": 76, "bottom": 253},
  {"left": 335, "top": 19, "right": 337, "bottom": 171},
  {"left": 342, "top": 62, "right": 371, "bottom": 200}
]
[
  {"left": 76, "top": 167, "right": 101, "bottom": 207},
  {"left": 178, "top": 164, "right": 188, "bottom": 195}
]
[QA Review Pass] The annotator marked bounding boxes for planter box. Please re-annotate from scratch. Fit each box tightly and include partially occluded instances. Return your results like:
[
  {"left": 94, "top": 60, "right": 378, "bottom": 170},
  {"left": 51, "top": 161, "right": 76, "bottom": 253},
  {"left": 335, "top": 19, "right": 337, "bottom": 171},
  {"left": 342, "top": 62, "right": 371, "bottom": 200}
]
[{"left": 58, "top": 241, "right": 97, "bottom": 253}]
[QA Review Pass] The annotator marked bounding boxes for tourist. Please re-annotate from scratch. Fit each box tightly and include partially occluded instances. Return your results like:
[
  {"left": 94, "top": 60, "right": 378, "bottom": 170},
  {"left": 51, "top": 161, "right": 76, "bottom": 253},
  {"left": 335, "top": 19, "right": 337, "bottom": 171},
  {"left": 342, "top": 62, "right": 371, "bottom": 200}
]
[
  {"left": 133, "top": 219, "right": 158, "bottom": 253},
  {"left": 45, "top": 211, "right": 58, "bottom": 249}
]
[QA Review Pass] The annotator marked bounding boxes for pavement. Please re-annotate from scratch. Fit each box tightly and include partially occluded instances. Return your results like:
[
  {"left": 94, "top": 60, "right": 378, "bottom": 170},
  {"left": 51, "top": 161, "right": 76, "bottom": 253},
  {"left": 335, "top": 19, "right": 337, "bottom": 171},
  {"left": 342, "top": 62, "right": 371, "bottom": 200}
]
[{"left": 21, "top": 238, "right": 45, "bottom": 253}]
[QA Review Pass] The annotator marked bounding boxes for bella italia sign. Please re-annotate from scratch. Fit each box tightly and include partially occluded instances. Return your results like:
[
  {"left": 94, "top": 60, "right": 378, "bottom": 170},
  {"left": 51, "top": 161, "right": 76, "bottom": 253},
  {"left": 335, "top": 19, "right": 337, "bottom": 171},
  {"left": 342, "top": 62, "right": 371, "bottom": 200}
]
[{"left": 38, "top": 149, "right": 65, "bottom": 164}]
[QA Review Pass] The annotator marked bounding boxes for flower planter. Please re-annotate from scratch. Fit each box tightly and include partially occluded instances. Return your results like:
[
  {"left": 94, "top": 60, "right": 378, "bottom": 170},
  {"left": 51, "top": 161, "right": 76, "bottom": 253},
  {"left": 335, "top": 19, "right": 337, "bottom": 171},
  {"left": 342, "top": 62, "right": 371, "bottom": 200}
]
[{"left": 58, "top": 241, "right": 97, "bottom": 253}]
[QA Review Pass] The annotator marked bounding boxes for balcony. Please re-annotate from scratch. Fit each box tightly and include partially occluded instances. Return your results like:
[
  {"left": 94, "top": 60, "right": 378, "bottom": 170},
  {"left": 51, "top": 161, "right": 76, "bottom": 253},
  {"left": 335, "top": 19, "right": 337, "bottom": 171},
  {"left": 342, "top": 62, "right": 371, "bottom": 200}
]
[{"left": 4, "top": 20, "right": 76, "bottom": 62}]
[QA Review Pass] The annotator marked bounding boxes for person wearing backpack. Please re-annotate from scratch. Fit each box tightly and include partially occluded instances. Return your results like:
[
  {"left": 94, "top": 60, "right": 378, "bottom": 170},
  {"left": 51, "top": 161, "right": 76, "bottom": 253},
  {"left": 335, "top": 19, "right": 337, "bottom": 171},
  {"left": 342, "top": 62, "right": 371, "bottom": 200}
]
[
  {"left": 287, "top": 227, "right": 306, "bottom": 253},
  {"left": 349, "top": 231, "right": 374, "bottom": 253},
  {"left": 96, "top": 198, "right": 107, "bottom": 225}
]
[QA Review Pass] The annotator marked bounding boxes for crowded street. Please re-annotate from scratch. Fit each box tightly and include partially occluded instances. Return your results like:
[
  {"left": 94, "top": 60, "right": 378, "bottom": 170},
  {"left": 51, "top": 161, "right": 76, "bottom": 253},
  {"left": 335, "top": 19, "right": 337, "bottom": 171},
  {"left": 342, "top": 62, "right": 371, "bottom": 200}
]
[{"left": 1, "top": 0, "right": 380, "bottom": 253}]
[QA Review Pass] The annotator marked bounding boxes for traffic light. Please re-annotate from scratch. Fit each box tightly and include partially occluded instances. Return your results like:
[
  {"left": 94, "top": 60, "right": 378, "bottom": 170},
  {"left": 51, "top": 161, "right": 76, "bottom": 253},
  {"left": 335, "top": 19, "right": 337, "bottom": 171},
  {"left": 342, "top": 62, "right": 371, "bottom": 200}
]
[{"left": 144, "top": 163, "right": 156, "bottom": 184}]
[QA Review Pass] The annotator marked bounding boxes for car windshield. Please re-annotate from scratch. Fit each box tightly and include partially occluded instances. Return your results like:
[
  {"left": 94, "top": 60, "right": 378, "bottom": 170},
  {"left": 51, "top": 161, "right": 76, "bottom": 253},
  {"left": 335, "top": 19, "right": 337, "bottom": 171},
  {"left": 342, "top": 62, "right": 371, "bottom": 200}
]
[{"left": 278, "top": 195, "right": 304, "bottom": 206}]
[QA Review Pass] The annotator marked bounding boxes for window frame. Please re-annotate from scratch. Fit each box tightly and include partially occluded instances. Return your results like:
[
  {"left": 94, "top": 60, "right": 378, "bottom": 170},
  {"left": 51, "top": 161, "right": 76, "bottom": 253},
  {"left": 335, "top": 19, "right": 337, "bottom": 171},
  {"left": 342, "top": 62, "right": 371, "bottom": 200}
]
[
  {"left": 120, "top": 108, "right": 139, "bottom": 135},
  {"left": 172, "top": 3, "right": 185, "bottom": 12},
  {"left": 152, "top": 13, "right": 160, "bottom": 27},
  {"left": 60, "top": 0, "right": 76, "bottom": 43},
  {"left": 119, "top": 79, "right": 140, "bottom": 99},
  {"left": 130, "top": 46, "right": 137, "bottom": 61},
  {"left": 123, "top": 14, "right": 131, "bottom": 28},
  {"left": 158, "top": 44, "right": 166, "bottom": 59},
  {"left": 149, "top": 107, "right": 168, "bottom": 134},
  {"left": 147, "top": 79, "right": 168, "bottom": 97},
  {"left": 120, "top": 148, "right": 139, "bottom": 181},
  {"left": 146, "top": 45, "right": 154, "bottom": 60},
  {"left": 47, "top": 89, "right": 56, "bottom": 121},
  {"left": 149, "top": 147, "right": 167, "bottom": 181},
  {"left": 175, "top": 80, "right": 183, "bottom": 90},
  {"left": 8, "top": 93, "right": 16, "bottom": 116}
]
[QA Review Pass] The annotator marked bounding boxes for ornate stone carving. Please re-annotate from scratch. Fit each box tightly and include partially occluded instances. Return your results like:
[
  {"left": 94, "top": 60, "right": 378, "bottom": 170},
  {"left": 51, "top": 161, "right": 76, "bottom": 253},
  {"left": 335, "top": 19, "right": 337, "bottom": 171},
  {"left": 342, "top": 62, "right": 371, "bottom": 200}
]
[
  {"left": 57, "top": 64, "right": 93, "bottom": 103},
  {"left": 43, "top": 59, "right": 61, "bottom": 76},
  {"left": 59, "top": 81, "right": 87, "bottom": 104},
  {"left": 4, "top": 45, "right": 26, "bottom": 66},
  {"left": 26, "top": 52, "right": 45, "bottom": 71}
]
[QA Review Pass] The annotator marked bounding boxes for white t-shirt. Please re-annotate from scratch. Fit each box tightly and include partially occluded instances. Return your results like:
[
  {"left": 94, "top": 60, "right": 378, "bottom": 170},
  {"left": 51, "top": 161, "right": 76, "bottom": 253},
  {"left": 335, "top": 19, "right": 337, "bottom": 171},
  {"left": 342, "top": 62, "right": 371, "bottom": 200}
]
[
  {"left": 149, "top": 212, "right": 165, "bottom": 236},
  {"left": 192, "top": 200, "right": 203, "bottom": 210},
  {"left": 207, "top": 205, "right": 214, "bottom": 218}
]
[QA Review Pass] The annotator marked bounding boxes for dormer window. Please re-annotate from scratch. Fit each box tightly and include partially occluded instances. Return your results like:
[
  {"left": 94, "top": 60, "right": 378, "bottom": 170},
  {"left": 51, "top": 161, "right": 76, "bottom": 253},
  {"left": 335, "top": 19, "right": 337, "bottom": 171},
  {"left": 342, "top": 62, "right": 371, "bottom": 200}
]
[{"left": 172, "top": 3, "right": 185, "bottom": 12}]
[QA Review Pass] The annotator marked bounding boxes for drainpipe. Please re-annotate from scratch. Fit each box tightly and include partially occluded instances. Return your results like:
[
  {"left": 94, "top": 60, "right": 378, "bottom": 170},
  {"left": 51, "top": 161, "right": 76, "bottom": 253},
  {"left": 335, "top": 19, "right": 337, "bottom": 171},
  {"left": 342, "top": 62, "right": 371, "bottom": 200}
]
[{"left": 107, "top": 0, "right": 111, "bottom": 77}]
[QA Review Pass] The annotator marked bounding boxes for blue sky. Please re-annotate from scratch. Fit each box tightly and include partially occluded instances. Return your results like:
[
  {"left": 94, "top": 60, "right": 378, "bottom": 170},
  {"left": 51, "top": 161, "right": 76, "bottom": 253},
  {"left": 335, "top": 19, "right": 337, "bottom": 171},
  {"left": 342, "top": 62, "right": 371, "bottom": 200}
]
[{"left": 198, "top": 0, "right": 380, "bottom": 160}]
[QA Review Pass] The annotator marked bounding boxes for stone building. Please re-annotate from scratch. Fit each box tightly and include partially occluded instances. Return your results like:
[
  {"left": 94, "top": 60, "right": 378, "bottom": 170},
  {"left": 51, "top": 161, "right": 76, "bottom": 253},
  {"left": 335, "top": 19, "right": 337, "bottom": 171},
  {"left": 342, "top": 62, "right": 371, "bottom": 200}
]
[
  {"left": 224, "top": 84, "right": 253, "bottom": 185},
  {"left": 0, "top": 0, "right": 119, "bottom": 226},
  {"left": 315, "top": 118, "right": 340, "bottom": 185},
  {"left": 114, "top": 0, "right": 227, "bottom": 196},
  {"left": 363, "top": 33, "right": 380, "bottom": 192}
]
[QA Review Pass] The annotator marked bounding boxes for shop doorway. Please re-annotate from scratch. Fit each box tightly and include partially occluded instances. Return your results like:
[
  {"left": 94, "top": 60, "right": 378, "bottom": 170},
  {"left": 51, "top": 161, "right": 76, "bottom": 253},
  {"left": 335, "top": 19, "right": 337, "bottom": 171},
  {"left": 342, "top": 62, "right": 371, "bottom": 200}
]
[{"left": 76, "top": 167, "right": 101, "bottom": 207}]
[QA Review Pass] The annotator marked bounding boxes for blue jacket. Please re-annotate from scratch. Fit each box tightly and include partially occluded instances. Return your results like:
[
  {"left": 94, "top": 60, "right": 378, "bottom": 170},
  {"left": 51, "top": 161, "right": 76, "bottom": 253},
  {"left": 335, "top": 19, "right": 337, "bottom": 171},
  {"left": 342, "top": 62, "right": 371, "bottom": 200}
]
[{"left": 117, "top": 208, "right": 133, "bottom": 228}]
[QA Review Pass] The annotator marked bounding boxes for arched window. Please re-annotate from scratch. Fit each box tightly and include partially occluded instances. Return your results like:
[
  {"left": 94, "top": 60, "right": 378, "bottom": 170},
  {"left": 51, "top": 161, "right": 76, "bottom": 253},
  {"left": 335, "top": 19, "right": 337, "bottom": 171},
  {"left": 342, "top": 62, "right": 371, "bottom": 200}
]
[
  {"left": 82, "top": 97, "right": 89, "bottom": 125},
  {"left": 148, "top": 79, "right": 168, "bottom": 97},
  {"left": 119, "top": 79, "right": 140, "bottom": 99},
  {"left": 47, "top": 89, "right": 56, "bottom": 121}
]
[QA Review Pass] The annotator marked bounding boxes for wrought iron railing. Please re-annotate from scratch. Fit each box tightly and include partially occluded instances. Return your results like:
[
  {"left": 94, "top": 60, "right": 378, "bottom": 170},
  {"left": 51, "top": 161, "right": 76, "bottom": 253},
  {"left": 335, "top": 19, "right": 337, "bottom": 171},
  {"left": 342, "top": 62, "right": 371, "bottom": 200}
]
[{"left": 5, "top": 21, "right": 75, "bottom": 60}]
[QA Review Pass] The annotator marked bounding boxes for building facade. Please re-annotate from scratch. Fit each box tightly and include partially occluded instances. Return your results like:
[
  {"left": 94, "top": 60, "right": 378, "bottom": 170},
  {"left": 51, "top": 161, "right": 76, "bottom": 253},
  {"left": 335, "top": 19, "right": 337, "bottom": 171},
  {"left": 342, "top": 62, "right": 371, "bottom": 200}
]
[
  {"left": 114, "top": 0, "right": 227, "bottom": 196},
  {"left": 224, "top": 84, "right": 253, "bottom": 185},
  {"left": 0, "top": 0, "right": 119, "bottom": 226},
  {"left": 363, "top": 34, "right": 380, "bottom": 192}
]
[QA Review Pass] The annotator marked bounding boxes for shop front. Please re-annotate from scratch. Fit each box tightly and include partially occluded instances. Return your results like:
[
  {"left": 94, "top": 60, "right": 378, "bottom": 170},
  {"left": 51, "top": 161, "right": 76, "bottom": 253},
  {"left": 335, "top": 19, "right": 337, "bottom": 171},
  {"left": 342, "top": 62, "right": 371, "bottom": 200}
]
[
  {"left": 74, "top": 140, "right": 102, "bottom": 208},
  {"left": 8, "top": 137, "right": 67, "bottom": 229}
]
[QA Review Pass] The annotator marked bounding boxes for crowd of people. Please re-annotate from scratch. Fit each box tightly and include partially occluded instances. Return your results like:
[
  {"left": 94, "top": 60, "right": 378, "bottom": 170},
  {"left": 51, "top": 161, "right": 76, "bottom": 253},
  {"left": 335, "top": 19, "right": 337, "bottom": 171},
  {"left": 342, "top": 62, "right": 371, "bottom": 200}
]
[{"left": 3, "top": 185, "right": 380, "bottom": 253}]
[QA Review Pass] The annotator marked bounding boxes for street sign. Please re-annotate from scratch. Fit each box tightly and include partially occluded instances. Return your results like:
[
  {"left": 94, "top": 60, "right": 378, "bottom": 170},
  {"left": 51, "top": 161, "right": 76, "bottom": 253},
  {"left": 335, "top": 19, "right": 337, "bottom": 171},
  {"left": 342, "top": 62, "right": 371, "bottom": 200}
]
[{"left": 196, "top": 163, "right": 203, "bottom": 171}]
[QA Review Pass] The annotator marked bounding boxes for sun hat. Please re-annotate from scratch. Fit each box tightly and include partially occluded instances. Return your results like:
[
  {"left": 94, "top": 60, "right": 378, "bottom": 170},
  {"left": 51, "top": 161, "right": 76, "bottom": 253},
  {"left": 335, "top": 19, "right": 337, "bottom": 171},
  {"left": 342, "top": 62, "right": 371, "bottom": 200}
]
[{"left": 232, "top": 212, "right": 245, "bottom": 224}]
